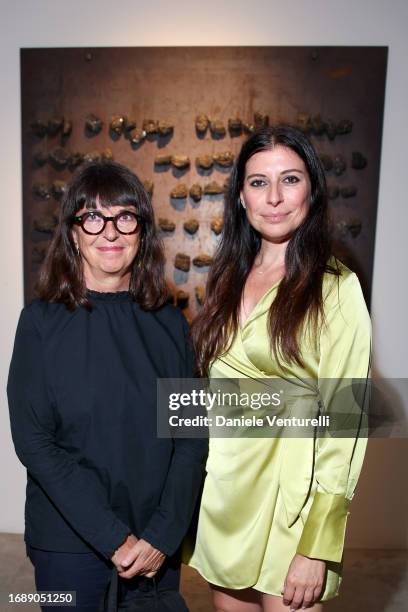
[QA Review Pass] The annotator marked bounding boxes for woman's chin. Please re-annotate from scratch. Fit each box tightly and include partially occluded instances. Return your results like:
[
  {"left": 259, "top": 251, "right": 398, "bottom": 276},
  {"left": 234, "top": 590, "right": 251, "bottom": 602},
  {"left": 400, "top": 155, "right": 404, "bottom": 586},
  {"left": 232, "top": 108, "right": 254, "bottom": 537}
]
[{"left": 99, "top": 263, "right": 127, "bottom": 275}]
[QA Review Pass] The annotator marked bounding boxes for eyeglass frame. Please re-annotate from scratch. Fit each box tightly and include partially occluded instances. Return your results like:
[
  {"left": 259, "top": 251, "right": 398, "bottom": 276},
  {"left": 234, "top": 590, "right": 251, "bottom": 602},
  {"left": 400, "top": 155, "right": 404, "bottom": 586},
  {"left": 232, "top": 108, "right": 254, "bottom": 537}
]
[{"left": 71, "top": 210, "right": 142, "bottom": 235}]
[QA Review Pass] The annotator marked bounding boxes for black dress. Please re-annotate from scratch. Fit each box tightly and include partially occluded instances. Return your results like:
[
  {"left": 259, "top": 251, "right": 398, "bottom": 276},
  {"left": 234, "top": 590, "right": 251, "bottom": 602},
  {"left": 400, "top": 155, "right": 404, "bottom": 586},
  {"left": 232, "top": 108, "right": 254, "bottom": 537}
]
[{"left": 7, "top": 290, "right": 207, "bottom": 580}]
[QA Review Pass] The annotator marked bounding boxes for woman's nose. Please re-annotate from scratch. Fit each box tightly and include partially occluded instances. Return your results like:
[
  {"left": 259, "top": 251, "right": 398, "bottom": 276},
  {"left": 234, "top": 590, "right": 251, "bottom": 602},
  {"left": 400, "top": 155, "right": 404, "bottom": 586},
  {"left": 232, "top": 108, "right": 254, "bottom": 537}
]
[
  {"left": 267, "top": 182, "right": 283, "bottom": 206},
  {"left": 103, "top": 219, "right": 119, "bottom": 240}
]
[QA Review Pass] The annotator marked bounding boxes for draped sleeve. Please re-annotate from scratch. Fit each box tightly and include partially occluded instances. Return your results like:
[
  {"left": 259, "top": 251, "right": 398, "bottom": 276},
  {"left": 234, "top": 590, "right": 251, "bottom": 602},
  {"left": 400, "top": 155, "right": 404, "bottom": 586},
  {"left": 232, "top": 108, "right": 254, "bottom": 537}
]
[{"left": 296, "top": 272, "right": 371, "bottom": 562}]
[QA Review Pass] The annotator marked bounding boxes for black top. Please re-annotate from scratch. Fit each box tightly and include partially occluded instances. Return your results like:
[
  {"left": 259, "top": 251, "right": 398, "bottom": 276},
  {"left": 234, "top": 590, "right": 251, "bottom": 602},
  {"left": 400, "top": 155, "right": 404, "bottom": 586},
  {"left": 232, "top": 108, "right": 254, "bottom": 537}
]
[{"left": 7, "top": 291, "right": 207, "bottom": 560}]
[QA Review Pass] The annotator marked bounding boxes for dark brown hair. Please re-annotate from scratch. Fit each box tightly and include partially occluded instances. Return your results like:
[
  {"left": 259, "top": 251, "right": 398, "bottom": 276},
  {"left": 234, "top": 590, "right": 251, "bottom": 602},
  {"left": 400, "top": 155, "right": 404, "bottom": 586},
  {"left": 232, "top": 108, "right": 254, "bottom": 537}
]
[
  {"left": 37, "top": 160, "right": 167, "bottom": 310},
  {"left": 192, "top": 125, "right": 339, "bottom": 375}
]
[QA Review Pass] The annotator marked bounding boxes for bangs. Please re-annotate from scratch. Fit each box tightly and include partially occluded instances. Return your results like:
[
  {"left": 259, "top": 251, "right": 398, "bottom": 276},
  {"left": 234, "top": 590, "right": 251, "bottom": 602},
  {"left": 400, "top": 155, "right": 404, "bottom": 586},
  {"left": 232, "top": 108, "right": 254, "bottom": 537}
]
[
  {"left": 73, "top": 165, "right": 139, "bottom": 213},
  {"left": 85, "top": 191, "right": 138, "bottom": 211}
]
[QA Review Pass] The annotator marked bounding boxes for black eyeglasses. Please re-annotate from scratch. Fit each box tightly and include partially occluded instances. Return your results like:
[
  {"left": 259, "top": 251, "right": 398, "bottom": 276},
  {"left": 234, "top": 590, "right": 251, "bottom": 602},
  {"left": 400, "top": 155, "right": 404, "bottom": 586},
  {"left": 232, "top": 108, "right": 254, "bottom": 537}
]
[{"left": 72, "top": 210, "right": 141, "bottom": 235}]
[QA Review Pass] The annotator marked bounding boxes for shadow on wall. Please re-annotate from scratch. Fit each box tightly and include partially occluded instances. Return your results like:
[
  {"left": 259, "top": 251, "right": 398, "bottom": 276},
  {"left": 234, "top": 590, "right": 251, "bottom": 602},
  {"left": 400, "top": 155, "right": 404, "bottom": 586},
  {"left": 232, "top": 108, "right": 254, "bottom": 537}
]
[
  {"left": 325, "top": 550, "right": 408, "bottom": 611},
  {"left": 333, "top": 370, "right": 408, "bottom": 611},
  {"left": 346, "top": 370, "right": 408, "bottom": 550}
]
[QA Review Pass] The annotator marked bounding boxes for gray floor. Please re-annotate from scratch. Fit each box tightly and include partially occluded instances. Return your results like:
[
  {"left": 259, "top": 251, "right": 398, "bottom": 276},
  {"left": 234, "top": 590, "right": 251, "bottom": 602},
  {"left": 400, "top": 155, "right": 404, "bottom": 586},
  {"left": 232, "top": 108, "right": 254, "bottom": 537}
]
[{"left": 0, "top": 534, "right": 407, "bottom": 611}]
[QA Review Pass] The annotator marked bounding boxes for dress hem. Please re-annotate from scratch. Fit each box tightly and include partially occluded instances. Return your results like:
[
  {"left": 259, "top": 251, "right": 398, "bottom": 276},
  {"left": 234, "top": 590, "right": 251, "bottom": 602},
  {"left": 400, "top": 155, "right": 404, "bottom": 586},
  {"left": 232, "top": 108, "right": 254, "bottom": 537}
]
[{"left": 185, "top": 562, "right": 340, "bottom": 601}]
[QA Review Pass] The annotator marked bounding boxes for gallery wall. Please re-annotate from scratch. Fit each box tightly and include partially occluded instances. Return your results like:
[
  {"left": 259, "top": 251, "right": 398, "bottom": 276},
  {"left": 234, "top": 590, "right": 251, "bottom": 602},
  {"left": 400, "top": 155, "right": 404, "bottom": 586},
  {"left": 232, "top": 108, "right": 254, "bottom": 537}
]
[{"left": 1, "top": 0, "right": 407, "bottom": 546}]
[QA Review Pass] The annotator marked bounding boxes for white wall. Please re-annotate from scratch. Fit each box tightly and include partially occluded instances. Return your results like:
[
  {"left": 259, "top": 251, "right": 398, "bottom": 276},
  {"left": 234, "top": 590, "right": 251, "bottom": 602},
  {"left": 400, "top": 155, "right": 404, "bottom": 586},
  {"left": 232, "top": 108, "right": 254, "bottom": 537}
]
[{"left": 1, "top": 0, "right": 407, "bottom": 546}]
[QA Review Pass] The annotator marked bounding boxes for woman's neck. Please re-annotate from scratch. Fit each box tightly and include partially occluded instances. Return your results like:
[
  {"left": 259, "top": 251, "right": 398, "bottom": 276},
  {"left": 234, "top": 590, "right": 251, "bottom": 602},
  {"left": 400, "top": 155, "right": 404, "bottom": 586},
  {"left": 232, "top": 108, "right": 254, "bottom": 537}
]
[
  {"left": 254, "top": 239, "right": 288, "bottom": 271},
  {"left": 84, "top": 270, "right": 131, "bottom": 293}
]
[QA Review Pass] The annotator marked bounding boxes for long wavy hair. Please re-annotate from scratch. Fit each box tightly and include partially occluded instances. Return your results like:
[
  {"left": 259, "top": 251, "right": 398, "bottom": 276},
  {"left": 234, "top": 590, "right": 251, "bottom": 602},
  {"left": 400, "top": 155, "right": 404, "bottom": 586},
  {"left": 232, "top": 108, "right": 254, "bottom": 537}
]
[
  {"left": 37, "top": 160, "right": 167, "bottom": 310},
  {"left": 192, "top": 125, "right": 339, "bottom": 375}
]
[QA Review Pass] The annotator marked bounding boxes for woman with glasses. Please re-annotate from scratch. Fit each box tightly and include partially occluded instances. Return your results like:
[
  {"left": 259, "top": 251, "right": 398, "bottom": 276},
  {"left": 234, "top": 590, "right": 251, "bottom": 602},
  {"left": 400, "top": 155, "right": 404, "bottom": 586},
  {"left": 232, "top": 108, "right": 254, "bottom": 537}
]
[{"left": 8, "top": 160, "right": 207, "bottom": 611}]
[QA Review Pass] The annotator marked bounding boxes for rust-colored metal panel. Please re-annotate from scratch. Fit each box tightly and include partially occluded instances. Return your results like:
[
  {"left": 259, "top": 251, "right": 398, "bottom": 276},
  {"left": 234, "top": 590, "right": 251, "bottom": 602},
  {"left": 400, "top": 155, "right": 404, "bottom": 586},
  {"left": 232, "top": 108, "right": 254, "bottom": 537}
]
[{"left": 21, "top": 47, "right": 387, "bottom": 316}]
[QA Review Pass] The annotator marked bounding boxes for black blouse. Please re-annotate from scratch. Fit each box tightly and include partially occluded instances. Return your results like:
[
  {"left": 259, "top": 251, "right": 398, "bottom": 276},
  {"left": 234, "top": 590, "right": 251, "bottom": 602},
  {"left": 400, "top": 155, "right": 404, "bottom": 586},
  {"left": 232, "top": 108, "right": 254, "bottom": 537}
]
[{"left": 7, "top": 291, "right": 207, "bottom": 560}]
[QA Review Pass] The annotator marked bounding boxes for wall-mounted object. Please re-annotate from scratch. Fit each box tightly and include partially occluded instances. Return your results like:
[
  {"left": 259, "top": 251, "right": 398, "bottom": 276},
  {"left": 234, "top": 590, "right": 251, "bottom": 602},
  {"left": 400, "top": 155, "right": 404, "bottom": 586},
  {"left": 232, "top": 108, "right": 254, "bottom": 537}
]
[
  {"left": 213, "top": 151, "right": 234, "bottom": 167},
  {"left": 61, "top": 118, "right": 72, "bottom": 139},
  {"left": 311, "top": 114, "right": 325, "bottom": 136},
  {"left": 196, "top": 155, "right": 213, "bottom": 170},
  {"left": 210, "top": 120, "right": 226, "bottom": 138},
  {"left": 184, "top": 219, "right": 199, "bottom": 235},
  {"left": 124, "top": 118, "right": 137, "bottom": 133},
  {"left": 143, "top": 119, "right": 158, "bottom": 135},
  {"left": 101, "top": 148, "right": 114, "bottom": 161},
  {"left": 129, "top": 128, "right": 146, "bottom": 146},
  {"left": 195, "top": 286, "right": 205, "bottom": 306},
  {"left": 51, "top": 180, "right": 67, "bottom": 200},
  {"left": 319, "top": 154, "right": 333, "bottom": 172},
  {"left": 193, "top": 254, "right": 213, "bottom": 267},
  {"left": 69, "top": 152, "right": 84, "bottom": 171},
  {"left": 341, "top": 186, "right": 358, "bottom": 198},
  {"left": 195, "top": 114, "right": 209, "bottom": 135},
  {"left": 85, "top": 114, "right": 103, "bottom": 135},
  {"left": 158, "top": 218, "right": 176, "bottom": 232},
  {"left": 158, "top": 121, "right": 174, "bottom": 136},
  {"left": 352, "top": 152, "right": 367, "bottom": 170},
  {"left": 327, "top": 185, "right": 340, "bottom": 200},
  {"left": 189, "top": 184, "right": 202, "bottom": 202},
  {"left": 171, "top": 155, "right": 190, "bottom": 169},
  {"left": 336, "top": 119, "right": 353, "bottom": 135},
  {"left": 143, "top": 181, "right": 154, "bottom": 197},
  {"left": 211, "top": 217, "right": 224, "bottom": 235},
  {"left": 32, "top": 245, "right": 48, "bottom": 264},
  {"left": 33, "top": 150, "right": 48, "bottom": 167},
  {"left": 242, "top": 121, "right": 254, "bottom": 134},
  {"left": 32, "top": 182, "right": 50, "bottom": 200},
  {"left": 254, "top": 112, "right": 269, "bottom": 128},
  {"left": 47, "top": 117, "right": 63, "bottom": 136},
  {"left": 110, "top": 116, "right": 126, "bottom": 136},
  {"left": 171, "top": 183, "right": 188, "bottom": 199},
  {"left": 204, "top": 181, "right": 223, "bottom": 195},
  {"left": 83, "top": 151, "right": 100, "bottom": 164},
  {"left": 333, "top": 154, "right": 347, "bottom": 176},
  {"left": 228, "top": 117, "right": 243, "bottom": 135},
  {"left": 175, "top": 253, "right": 191, "bottom": 272},
  {"left": 30, "top": 119, "right": 47, "bottom": 138},
  {"left": 49, "top": 147, "right": 70, "bottom": 169},
  {"left": 33, "top": 214, "right": 58, "bottom": 234},
  {"left": 155, "top": 154, "right": 172, "bottom": 166}
]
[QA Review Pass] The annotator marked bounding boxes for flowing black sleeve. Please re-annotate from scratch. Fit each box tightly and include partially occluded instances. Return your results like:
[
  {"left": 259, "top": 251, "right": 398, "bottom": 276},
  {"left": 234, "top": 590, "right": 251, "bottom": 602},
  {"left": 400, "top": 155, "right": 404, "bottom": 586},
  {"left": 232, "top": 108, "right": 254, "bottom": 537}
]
[{"left": 7, "top": 307, "right": 131, "bottom": 559}]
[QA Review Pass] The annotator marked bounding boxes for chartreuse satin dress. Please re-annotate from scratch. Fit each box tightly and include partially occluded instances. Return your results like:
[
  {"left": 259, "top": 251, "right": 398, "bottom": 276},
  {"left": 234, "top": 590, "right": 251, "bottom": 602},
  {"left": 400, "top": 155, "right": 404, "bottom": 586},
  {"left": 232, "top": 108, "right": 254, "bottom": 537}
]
[{"left": 185, "top": 260, "right": 371, "bottom": 600}]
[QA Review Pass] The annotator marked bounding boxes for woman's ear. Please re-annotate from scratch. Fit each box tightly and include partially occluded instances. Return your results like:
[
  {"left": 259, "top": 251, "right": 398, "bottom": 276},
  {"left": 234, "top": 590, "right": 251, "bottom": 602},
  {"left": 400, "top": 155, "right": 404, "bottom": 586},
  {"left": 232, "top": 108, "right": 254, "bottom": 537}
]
[{"left": 70, "top": 228, "right": 80, "bottom": 255}]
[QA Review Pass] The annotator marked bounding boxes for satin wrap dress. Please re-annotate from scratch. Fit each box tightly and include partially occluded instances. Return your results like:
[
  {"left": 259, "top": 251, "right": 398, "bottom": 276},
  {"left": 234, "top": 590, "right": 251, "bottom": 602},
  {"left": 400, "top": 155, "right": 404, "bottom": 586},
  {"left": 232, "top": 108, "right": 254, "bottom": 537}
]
[{"left": 185, "top": 261, "right": 371, "bottom": 600}]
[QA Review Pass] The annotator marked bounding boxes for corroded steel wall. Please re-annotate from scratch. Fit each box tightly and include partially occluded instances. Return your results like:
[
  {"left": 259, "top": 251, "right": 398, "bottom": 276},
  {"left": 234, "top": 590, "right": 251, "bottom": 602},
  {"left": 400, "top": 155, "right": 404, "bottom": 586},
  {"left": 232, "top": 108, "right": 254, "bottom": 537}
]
[{"left": 21, "top": 47, "right": 387, "bottom": 316}]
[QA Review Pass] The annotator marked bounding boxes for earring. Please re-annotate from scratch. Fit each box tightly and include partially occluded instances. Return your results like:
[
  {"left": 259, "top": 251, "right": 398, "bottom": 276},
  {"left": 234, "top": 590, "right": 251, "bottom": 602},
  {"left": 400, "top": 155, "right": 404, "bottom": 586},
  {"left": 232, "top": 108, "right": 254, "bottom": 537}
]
[
  {"left": 74, "top": 243, "right": 80, "bottom": 256},
  {"left": 240, "top": 198, "right": 246, "bottom": 209}
]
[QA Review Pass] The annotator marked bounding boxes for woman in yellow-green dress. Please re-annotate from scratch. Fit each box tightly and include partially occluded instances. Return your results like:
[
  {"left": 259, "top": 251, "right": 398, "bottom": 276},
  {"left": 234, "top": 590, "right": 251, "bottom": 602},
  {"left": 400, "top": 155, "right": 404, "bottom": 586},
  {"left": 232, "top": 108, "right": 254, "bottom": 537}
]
[{"left": 186, "top": 126, "right": 371, "bottom": 612}]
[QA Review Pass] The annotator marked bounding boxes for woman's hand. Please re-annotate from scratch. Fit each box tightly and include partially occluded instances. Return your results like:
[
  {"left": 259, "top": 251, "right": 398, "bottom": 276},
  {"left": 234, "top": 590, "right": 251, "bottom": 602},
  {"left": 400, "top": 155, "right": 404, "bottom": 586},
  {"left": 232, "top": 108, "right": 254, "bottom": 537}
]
[
  {"left": 282, "top": 553, "right": 325, "bottom": 609},
  {"left": 118, "top": 538, "right": 166, "bottom": 579},
  {"left": 111, "top": 534, "right": 139, "bottom": 572}
]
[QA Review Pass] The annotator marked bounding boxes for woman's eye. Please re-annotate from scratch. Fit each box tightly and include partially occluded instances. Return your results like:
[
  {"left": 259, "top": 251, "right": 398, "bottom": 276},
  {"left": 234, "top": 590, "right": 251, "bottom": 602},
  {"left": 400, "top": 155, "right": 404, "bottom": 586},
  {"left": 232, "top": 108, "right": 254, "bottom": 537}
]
[
  {"left": 249, "top": 179, "right": 266, "bottom": 187},
  {"left": 283, "top": 175, "right": 300, "bottom": 184},
  {"left": 87, "top": 213, "right": 103, "bottom": 222},
  {"left": 118, "top": 213, "right": 133, "bottom": 221}
]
